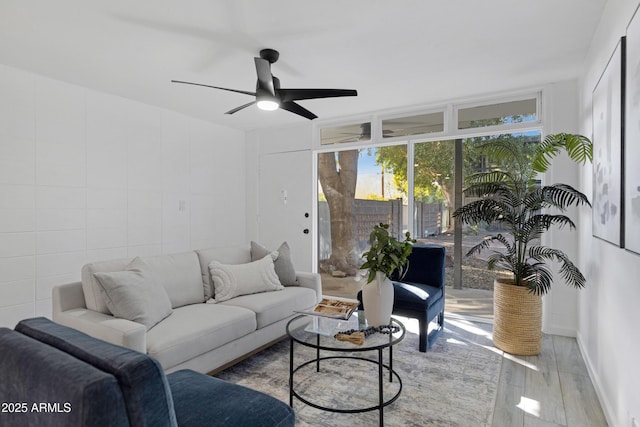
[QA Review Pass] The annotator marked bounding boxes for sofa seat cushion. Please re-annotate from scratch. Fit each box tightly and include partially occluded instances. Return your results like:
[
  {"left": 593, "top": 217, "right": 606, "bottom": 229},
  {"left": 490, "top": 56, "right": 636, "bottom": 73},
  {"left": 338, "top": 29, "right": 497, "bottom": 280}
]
[
  {"left": 167, "top": 369, "right": 295, "bottom": 427},
  {"left": 393, "top": 281, "right": 443, "bottom": 311},
  {"left": 0, "top": 327, "right": 130, "bottom": 427},
  {"left": 220, "top": 286, "right": 317, "bottom": 329},
  {"left": 15, "top": 317, "right": 177, "bottom": 427},
  {"left": 147, "top": 304, "right": 256, "bottom": 370}
]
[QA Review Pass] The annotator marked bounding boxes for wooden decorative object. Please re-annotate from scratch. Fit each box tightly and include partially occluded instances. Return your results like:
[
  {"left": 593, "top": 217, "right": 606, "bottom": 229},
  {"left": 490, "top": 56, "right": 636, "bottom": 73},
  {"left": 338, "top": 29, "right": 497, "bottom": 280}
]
[{"left": 334, "top": 332, "right": 365, "bottom": 345}]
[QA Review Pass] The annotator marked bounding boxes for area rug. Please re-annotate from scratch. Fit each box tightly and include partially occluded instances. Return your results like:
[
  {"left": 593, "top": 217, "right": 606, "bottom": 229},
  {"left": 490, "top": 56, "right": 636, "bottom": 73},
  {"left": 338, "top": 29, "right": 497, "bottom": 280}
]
[{"left": 215, "top": 318, "right": 502, "bottom": 427}]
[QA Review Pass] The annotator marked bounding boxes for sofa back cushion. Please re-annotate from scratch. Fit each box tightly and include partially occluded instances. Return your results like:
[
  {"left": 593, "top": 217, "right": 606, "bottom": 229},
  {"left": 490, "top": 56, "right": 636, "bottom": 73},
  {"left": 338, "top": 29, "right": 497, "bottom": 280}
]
[
  {"left": 139, "top": 251, "right": 204, "bottom": 308},
  {"left": 16, "top": 317, "right": 178, "bottom": 427},
  {"left": 0, "top": 327, "right": 130, "bottom": 427},
  {"left": 195, "top": 247, "right": 251, "bottom": 300}
]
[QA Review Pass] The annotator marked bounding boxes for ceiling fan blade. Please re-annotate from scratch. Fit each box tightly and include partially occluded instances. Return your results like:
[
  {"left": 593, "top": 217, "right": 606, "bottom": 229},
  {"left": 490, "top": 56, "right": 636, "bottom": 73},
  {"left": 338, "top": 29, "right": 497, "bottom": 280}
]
[
  {"left": 280, "top": 101, "right": 317, "bottom": 120},
  {"left": 279, "top": 88, "right": 357, "bottom": 103},
  {"left": 254, "top": 58, "right": 275, "bottom": 96},
  {"left": 225, "top": 101, "right": 256, "bottom": 115},
  {"left": 171, "top": 80, "right": 255, "bottom": 97}
]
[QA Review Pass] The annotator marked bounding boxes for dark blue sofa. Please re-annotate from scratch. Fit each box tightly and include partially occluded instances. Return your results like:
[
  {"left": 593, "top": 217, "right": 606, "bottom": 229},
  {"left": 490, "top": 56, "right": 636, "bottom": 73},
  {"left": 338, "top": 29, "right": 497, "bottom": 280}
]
[
  {"left": 358, "top": 244, "right": 446, "bottom": 352},
  {"left": 0, "top": 317, "right": 295, "bottom": 427}
]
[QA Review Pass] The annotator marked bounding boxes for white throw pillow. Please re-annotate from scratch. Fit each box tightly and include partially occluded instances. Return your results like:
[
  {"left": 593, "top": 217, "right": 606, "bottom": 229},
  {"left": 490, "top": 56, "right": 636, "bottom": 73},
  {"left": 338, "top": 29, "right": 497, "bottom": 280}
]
[
  {"left": 209, "top": 252, "right": 284, "bottom": 303},
  {"left": 93, "top": 257, "right": 173, "bottom": 330}
]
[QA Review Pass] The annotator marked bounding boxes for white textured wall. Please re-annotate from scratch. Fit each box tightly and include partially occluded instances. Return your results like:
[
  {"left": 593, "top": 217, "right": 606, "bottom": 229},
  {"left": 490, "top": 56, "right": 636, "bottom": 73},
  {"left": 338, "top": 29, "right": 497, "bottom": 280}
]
[
  {"left": 577, "top": 1, "right": 640, "bottom": 426},
  {"left": 541, "top": 80, "right": 583, "bottom": 337},
  {"left": 0, "top": 64, "right": 246, "bottom": 328}
]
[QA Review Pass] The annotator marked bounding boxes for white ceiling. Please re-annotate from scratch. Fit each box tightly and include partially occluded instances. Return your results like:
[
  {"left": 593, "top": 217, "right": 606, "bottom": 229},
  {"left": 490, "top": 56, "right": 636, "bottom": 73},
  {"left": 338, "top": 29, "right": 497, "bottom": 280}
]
[{"left": 0, "top": 0, "right": 606, "bottom": 131}]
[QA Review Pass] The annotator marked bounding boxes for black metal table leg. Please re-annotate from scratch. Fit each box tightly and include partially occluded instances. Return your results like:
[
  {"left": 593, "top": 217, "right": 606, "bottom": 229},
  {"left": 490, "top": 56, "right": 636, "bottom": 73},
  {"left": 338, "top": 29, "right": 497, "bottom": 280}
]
[
  {"left": 378, "top": 348, "right": 384, "bottom": 426},
  {"left": 389, "top": 344, "right": 393, "bottom": 383},
  {"left": 289, "top": 338, "right": 294, "bottom": 407},
  {"left": 316, "top": 333, "right": 320, "bottom": 372}
]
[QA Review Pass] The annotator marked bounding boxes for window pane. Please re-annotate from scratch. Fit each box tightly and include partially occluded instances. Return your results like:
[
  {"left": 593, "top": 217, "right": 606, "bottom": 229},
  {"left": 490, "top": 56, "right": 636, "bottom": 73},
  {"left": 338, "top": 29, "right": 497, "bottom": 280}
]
[
  {"left": 317, "top": 146, "right": 407, "bottom": 298},
  {"left": 382, "top": 112, "right": 444, "bottom": 138},
  {"left": 457, "top": 98, "right": 537, "bottom": 129},
  {"left": 412, "top": 140, "right": 454, "bottom": 238},
  {"left": 320, "top": 122, "right": 371, "bottom": 145}
]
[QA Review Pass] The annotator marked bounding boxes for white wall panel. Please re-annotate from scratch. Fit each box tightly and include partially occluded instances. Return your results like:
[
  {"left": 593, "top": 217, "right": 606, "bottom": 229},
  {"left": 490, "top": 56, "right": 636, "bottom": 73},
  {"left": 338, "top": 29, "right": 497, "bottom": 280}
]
[
  {"left": 86, "top": 227, "right": 126, "bottom": 251},
  {"left": 127, "top": 190, "right": 162, "bottom": 246},
  {"left": 0, "top": 303, "right": 34, "bottom": 329},
  {"left": 162, "top": 112, "right": 191, "bottom": 192},
  {"left": 0, "top": 279, "right": 34, "bottom": 307},
  {"left": 0, "top": 184, "right": 35, "bottom": 209},
  {"left": 190, "top": 137, "right": 217, "bottom": 195},
  {"left": 0, "top": 65, "right": 245, "bottom": 330},
  {"left": 0, "top": 209, "right": 35, "bottom": 232},
  {"left": 0, "top": 65, "right": 35, "bottom": 141},
  {"left": 35, "top": 298, "right": 52, "bottom": 319},
  {"left": 35, "top": 78, "right": 85, "bottom": 187},
  {"left": 36, "top": 209, "right": 85, "bottom": 231},
  {"left": 126, "top": 104, "right": 162, "bottom": 191},
  {"left": 86, "top": 247, "right": 127, "bottom": 263},
  {"left": 86, "top": 92, "right": 128, "bottom": 189},
  {"left": 577, "top": 1, "right": 640, "bottom": 425},
  {"left": 190, "top": 194, "right": 216, "bottom": 242},
  {"left": 162, "top": 192, "right": 190, "bottom": 253},
  {"left": 0, "top": 65, "right": 35, "bottom": 186},
  {"left": 36, "top": 229, "right": 86, "bottom": 254},
  {"left": 0, "top": 256, "right": 35, "bottom": 283},
  {"left": 36, "top": 252, "right": 87, "bottom": 278},
  {"left": 0, "top": 232, "right": 35, "bottom": 258},
  {"left": 36, "top": 274, "right": 75, "bottom": 301},
  {"left": 127, "top": 245, "right": 162, "bottom": 258},
  {"left": 86, "top": 187, "right": 127, "bottom": 249}
]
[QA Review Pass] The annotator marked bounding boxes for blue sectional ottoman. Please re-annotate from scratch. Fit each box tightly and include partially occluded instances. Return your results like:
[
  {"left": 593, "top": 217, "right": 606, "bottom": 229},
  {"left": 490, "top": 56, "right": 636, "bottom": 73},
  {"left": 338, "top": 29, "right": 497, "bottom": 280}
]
[{"left": 0, "top": 317, "right": 295, "bottom": 427}]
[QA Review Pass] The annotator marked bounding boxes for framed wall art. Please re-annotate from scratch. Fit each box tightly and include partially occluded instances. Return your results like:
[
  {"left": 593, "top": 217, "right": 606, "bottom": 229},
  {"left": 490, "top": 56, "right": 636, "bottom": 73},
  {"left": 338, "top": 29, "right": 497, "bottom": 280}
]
[
  {"left": 626, "top": 9, "right": 640, "bottom": 254},
  {"left": 592, "top": 37, "right": 625, "bottom": 247}
]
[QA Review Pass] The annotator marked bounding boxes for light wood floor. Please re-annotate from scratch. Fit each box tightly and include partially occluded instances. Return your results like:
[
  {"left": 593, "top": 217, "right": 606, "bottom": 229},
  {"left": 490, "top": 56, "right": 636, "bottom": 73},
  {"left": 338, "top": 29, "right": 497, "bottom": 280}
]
[
  {"left": 323, "top": 275, "right": 607, "bottom": 425},
  {"left": 492, "top": 334, "right": 607, "bottom": 427}
]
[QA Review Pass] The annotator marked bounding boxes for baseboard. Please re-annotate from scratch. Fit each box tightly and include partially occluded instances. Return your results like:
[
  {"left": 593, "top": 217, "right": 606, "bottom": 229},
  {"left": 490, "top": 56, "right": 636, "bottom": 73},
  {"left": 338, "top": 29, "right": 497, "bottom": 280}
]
[
  {"left": 576, "top": 331, "right": 616, "bottom": 427},
  {"left": 541, "top": 325, "right": 576, "bottom": 337}
]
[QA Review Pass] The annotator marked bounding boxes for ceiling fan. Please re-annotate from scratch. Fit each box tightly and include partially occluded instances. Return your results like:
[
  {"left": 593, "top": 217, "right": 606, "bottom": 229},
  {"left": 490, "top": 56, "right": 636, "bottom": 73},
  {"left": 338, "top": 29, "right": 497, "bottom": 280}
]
[{"left": 172, "top": 48, "right": 357, "bottom": 120}]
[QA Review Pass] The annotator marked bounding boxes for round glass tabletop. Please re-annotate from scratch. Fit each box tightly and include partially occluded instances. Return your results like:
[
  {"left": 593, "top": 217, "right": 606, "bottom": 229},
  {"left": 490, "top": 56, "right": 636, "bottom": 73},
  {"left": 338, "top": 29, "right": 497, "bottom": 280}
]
[{"left": 286, "top": 312, "right": 405, "bottom": 352}]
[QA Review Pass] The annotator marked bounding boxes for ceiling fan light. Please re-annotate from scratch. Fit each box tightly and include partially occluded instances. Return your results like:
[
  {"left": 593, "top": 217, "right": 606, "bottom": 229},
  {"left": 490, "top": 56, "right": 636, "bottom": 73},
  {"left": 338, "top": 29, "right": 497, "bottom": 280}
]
[{"left": 257, "top": 99, "right": 280, "bottom": 111}]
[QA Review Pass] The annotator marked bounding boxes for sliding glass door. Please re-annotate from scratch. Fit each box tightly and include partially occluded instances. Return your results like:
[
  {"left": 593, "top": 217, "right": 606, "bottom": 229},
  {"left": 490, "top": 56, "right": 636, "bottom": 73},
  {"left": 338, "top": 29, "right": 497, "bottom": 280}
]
[{"left": 317, "top": 145, "right": 407, "bottom": 299}]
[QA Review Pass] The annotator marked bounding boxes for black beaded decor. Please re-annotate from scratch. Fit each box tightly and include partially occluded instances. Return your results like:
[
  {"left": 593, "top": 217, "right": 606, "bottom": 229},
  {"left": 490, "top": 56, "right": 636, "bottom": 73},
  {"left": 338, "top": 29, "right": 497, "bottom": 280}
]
[{"left": 334, "top": 324, "right": 400, "bottom": 339}]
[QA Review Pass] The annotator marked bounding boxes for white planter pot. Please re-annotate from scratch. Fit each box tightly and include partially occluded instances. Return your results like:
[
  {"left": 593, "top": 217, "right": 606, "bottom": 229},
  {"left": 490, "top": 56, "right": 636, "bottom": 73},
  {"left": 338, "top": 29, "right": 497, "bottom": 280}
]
[{"left": 361, "top": 271, "right": 394, "bottom": 326}]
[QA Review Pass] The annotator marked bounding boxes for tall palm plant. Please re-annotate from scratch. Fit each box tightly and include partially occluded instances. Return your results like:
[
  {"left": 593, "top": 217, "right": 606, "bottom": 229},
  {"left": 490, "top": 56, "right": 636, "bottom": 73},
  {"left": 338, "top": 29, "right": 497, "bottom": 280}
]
[{"left": 453, "top": 133, "right": 592, "bottom": 295}]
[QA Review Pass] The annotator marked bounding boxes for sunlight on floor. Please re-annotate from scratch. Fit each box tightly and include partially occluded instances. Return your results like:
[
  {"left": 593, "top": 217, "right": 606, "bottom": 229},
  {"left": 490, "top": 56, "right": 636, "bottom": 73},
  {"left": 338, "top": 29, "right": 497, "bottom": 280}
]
[
  {"left": 517, "top": 396, "right": 541, "bottom": 417},
  {"left": 447, "top": 317, "right": 493, "bottom": 340},
  {"left": 392, "top": 315, "right": 420, "bottom": 335},
  {"left": 503, "top": 352, "right": 540, "bottom": 371}
]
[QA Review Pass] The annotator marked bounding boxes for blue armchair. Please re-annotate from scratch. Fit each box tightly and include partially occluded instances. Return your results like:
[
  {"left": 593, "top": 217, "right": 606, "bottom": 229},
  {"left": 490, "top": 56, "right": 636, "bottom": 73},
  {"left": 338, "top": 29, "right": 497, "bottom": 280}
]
[{"left": 358, "top": 244, "right": 446, "bottom": 352}]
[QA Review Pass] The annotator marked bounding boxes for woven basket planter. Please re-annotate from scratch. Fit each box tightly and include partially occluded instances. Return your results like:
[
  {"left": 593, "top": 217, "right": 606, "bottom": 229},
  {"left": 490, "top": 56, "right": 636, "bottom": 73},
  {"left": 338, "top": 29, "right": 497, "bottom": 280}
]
[{"left": 493, "top": 278, "right": 542, "bottom": 356}]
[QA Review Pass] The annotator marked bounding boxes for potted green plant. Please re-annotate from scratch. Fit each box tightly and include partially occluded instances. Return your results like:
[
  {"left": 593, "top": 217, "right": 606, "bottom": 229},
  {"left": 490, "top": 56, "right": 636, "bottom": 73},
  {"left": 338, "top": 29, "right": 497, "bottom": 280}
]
[
  {"left": 453, "top": 133, "right": 592, "bottom": 355},
  {"left": 360, "top": 223, "right": 414, "bottom": 326}
]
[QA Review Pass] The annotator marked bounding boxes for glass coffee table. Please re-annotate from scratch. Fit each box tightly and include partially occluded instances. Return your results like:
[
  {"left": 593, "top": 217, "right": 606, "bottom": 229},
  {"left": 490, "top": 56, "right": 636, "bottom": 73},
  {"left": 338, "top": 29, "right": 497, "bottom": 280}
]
[{"left": 286, "top": 313, "right": 405, "bottom": 427}]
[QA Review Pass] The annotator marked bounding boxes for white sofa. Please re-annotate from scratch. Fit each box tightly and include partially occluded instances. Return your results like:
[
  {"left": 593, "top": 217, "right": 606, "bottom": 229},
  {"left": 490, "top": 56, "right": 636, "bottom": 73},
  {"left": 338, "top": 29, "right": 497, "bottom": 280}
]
[{"left": 52, "top": 246, "right": 322, "bottom": 374}]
